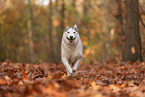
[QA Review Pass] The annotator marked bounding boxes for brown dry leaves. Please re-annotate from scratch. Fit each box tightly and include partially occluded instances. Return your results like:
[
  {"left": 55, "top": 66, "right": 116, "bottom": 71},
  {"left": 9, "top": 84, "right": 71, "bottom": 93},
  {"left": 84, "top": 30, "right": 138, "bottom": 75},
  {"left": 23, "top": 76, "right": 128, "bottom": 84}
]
[{"left": 0, "top": 61, "right": 145, "bottom": 97}]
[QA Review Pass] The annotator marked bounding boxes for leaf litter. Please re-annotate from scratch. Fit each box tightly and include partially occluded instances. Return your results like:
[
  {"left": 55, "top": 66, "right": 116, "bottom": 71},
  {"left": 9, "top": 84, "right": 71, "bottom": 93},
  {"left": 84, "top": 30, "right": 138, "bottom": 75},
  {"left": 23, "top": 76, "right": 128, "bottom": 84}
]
[{"left": 0, "top": 61, "right": 145, "bottom": 97}]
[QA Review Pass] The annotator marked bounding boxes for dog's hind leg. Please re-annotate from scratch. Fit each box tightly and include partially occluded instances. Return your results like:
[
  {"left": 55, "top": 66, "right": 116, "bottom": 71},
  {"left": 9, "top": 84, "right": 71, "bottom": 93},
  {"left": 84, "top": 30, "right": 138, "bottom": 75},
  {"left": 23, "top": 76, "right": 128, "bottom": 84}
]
[{"left": 62, "top": 58, "right": 73, "bottom": 76}]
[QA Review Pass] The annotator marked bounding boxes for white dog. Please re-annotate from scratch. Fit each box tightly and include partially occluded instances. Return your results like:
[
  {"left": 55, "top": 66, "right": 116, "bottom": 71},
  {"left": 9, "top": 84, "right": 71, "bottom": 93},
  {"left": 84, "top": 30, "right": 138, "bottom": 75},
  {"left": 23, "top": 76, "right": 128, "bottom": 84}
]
[{"left": 61, "top": 24, "right": 83, "bottom": 76}]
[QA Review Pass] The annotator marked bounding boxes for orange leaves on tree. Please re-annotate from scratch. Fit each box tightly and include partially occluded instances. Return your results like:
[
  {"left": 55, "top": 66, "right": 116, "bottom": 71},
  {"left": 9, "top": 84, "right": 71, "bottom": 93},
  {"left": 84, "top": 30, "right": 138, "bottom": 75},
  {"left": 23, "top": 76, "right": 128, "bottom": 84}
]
[
  {"left": 82, "top": 36, "right": 88, "bottom": 47},
  {"left": 83, "top": 41, "right": 88, "bottom": 46},
  {"left": 1, "top": 0, "right": 5, "bottom": 2},
  {"left": 53, "top": 20, "right": 60, "bottom": 27},
  {"left": 85, "top": 49, "right": 90, "bottom": 55}
]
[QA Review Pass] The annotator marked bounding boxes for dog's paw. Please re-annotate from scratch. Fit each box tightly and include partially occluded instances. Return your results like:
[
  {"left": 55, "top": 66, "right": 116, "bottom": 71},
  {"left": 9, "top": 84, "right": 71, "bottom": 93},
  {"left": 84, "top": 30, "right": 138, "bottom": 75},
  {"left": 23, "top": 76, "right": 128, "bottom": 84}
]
[
  {"left": 72, "top": 71, "right": 77, "bottom": 77},
  {"left": 67, "top": 74, "right": 71, "bottom": 77},
  {"left": 72, "top": 67, "right": 77, "bottom": 73},
  {"left": 67, "top": 71, "right": 72, "bottom": 76},
  {"left": 72, "top": 69, "right": 76, "bottom": 73}
]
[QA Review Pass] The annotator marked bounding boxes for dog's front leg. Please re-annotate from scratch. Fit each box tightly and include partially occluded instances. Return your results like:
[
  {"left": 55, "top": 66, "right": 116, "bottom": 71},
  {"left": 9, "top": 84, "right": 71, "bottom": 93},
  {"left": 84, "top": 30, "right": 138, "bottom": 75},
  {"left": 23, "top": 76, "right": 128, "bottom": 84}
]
[
  {"left": 72, "top": 57, "right": 82, "bottom": 73},
  {"left": 62, "top": 58, "right": 73, "bottom": 76}
]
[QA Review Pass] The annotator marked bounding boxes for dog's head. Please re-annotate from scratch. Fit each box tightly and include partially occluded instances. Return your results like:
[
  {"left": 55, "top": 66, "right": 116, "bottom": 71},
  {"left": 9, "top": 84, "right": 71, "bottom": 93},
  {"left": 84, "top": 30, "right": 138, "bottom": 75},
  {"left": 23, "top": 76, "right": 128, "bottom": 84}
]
[{"left": 63, "top": 24, "right": 79, "bottom": 43}]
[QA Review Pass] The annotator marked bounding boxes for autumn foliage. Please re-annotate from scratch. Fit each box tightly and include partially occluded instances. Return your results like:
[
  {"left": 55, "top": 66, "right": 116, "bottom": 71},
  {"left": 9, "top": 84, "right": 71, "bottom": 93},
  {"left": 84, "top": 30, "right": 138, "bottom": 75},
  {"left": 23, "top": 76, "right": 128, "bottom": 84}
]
[
  {"left": 0, "top": 0, "right": 145, "bottom": 96},
  {"left": 0, "top": 61, "right": 145, "bottom": 97}
]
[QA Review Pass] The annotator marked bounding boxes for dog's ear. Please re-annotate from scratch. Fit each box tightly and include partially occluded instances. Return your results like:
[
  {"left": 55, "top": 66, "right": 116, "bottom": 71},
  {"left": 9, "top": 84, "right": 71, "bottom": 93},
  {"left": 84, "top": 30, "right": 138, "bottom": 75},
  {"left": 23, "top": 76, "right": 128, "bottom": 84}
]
[
  {"left": 66, "top": 26, "right": 69, "bottom": 29},
  {"left": 64, "top": 26, "right": 69, "bottom": 32},
  {"left": 73, "top": 24, "right": 78, "bottom": 32},
  {"left": 73, "top": 24, "right": 77, "bottom": 29}
]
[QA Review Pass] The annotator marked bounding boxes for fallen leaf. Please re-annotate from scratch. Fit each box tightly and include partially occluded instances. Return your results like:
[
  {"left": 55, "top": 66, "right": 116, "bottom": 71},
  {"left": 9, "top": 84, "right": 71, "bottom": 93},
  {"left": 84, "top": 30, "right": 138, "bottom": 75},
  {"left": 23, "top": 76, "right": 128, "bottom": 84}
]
[
  {"left": 5, "top": 76, "right": 11, "bottom": 81},
  {"left": 47, "top": 71, "right": 52, "bottom": 80},
  {"left": 91, "top": 81, "right": 102, "bottom": 91},
  {"left": 108, "top": 84, "right": 121, "bottom": 93},
  {"left": 131, "top": 46, "right": 135, "bottom": 54}
]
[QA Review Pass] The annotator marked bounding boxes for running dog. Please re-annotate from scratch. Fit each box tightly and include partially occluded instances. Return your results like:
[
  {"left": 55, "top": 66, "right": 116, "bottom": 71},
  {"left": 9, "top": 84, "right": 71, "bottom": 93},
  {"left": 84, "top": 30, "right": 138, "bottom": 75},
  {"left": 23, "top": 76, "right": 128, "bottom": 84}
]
[{"left": 61, "top": 24, "right": 83, "bottom": 76}]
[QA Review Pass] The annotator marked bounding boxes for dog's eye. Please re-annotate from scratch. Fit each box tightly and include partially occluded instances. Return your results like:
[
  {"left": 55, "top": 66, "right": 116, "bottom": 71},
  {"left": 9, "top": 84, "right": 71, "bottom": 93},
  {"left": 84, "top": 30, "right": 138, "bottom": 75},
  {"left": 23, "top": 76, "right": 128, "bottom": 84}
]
[
  {"left": 67, "top": 32, "right": 70, "bottom": 33},
  {"left": 73, "top": 32, "right": 75, "bottom": 34}
]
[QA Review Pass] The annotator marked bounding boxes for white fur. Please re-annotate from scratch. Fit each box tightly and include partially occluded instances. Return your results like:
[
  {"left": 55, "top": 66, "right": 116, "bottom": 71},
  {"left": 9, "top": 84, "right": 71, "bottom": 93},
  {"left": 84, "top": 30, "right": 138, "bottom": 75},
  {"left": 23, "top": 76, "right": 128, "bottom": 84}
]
[{"left": 61, "top": 24, "right": 83, "bottom": 76}]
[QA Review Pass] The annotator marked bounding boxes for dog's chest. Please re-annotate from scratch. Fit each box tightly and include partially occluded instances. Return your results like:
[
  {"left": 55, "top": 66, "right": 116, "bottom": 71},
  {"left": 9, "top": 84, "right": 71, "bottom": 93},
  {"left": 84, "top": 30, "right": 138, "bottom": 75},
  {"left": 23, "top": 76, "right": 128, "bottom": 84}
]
[
  {"left": 69, "top": 50, "right": 78, "bottom": 63},
  {"left": 61, "top": 37, "right": 83, "bottom": 63},
  {"left": 66, "top": 45, "right": 80, "bottom": 63}
]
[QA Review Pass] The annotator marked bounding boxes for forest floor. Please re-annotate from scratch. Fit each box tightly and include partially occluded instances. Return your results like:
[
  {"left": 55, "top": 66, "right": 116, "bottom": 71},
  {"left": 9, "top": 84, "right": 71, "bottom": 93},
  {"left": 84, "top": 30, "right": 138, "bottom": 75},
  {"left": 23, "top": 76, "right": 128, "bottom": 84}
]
[{"left": 0, "top": 60, "right": 145, "bottom": 97}]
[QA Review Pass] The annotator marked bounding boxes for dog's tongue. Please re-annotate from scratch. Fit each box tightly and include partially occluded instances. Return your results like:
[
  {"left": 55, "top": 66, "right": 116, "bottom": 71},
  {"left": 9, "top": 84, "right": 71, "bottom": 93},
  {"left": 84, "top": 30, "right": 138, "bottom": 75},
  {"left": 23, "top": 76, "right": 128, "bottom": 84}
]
[{"left": 69, "top": 40, "right": 73, "bottom": 43}]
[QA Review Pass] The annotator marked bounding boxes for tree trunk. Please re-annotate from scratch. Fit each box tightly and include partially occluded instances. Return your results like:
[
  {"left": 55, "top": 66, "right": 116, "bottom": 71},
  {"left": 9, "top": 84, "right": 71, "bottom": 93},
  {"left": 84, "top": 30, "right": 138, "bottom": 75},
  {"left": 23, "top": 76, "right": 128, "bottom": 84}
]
[
  {"left": 57, "top": 0, "right": 65, "bottom": 63},
  {"left": 69, "top": 0, "right": 77, "bottom": 24},
  {"left": 123, "top": 0, "right": 143, "bottom": 62},
  {"left": 72, "top": 0, "right": 76, "bottom": 9},
  {"left": 60, "top": 0, "right": 65, "bottom": 36},
  {"left": 76, "top": 0, "right": 83, "bottom": 17},
  {"left": 102, "top": 0, "right": 116, "bottom": 62},
  {"left": 83, "top": 0, "right": 90, "bottom": 16},
  {"left": 27, "top": 0, "right": 34, "bottom": 62},
  {"left": 54, "top": 0, "right": 60, "bottom": 62},
  {"left": 48, "top": 0, "right": 55, "bottom": 62}
]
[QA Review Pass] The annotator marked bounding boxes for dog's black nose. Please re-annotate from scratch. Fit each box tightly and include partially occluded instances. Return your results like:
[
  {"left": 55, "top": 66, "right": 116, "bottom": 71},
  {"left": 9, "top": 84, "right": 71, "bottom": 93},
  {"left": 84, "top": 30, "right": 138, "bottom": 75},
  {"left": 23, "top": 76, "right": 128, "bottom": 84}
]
[{"left": 70, "top": 36, "right": 73, "bottom": 39}]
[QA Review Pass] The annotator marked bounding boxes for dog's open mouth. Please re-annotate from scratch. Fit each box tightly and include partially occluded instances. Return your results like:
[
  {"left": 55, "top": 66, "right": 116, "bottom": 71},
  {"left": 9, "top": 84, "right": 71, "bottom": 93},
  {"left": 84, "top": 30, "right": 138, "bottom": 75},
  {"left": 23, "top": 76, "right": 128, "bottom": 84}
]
[{"left": 67, "top": 37, "right": 76, "bottom": 43}]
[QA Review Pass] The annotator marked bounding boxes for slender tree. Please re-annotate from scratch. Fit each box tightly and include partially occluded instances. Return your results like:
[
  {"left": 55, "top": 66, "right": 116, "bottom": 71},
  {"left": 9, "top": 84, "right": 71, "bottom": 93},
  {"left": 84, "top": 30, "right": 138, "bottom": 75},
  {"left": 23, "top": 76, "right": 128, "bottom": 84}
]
[
  {"left": 83, "top": 0, "right": 90, "bottom": 16},
  {"left": 54, "top": 0, "right": 60, "bottom": 62},
  {"left": 48, "top": 0, "right": 55, "bottom": 62},
  {"left": 27, "top": 0, "right": 34, "bottom": 62},
  {"left": 115, "top": 0, "right": 126, "bottom": 60},
  {"left": 60, "top": 0, "right": 65, "bottom": 36},
  {"left": 123, "top": 0, "right": 143, "bottom": 62},
  {"left": 57, "top": 0, "right": 65, "bottom": 63},
  {"left": 102, "top": 0, "right": 116, "bottom": 62},
  {"left": 68, "top": 0, "right": 77, "bottom": 24}
]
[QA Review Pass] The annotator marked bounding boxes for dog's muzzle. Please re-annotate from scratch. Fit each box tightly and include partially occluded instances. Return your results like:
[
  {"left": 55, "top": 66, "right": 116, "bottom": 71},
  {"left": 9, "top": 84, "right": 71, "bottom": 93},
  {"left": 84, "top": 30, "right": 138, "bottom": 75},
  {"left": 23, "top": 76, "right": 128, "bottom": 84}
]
[{"left": 67, "top": 36, "right": 76, "bottom": 43}]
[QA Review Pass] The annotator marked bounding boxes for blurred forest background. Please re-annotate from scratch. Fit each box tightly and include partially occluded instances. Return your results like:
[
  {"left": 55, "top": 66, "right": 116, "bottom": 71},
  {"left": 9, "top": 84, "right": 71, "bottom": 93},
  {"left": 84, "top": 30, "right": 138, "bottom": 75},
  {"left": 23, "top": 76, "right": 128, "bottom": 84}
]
[{"left": 0, "top": 0, "right": 145, "bottom": 63}]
